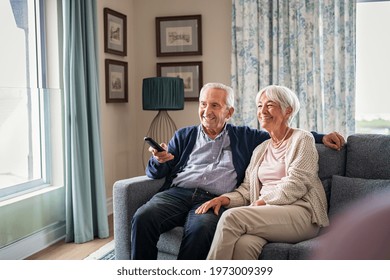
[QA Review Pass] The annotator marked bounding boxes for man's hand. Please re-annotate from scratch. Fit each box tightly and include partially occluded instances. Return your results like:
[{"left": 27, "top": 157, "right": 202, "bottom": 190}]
[
  {"left": 195, "top": 196, "right": 230, "bottom": 215},
  {"left": 149, "top": 143, "right": 174, "bottom": 163},
  {"left": 323, "top": 132, "right": 345, "bottom": 150}
]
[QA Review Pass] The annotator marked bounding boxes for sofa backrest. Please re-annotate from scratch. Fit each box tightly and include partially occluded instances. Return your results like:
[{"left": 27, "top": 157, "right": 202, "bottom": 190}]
[
  {"left": 315, "top": 144, "right": 347, "bottom": 206},
  {"left": 316, "top": 144, "right": 347, "bottom": 181},
  {"left": 346, "top": 134, "right": 390, "bottom": 179}
]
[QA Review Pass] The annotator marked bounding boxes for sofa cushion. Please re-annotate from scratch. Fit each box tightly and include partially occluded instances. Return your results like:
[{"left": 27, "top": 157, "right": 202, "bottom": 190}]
[
  {"left": 316, "top": 144, "right": 346, "bottom": 181},
  {"left": 328, "top": 175, "right": 390, "bottom": 218},
  {"left": 157, "top": 226, "right": 183, "bottom": 256},
  {"left": 259, "top": 243, "right": 292, "bottom": 260},
  {"left": 311, "top": 190, "right": 390, "bottom": 260},
  {"left": 288, "top": 236, "right": 323, "bottom": 260},
  {"left": 346, "top": 134, "right": 390, "bottom": 179}
]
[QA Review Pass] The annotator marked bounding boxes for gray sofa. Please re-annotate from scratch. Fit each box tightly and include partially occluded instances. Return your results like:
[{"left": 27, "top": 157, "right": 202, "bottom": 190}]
[{"left": 113, "top": 134, "right": 390, "bottom": 260}]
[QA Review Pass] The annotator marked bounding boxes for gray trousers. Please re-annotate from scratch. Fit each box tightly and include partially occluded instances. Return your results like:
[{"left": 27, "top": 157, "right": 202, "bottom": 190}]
[{"left": 207, "top": 201, "right": 320, "bottom": 260}]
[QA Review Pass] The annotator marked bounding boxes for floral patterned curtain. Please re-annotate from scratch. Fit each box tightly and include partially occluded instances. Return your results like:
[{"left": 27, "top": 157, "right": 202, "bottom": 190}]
[{"left": 231, "top": 0, "right": 356, "bottom": 136}]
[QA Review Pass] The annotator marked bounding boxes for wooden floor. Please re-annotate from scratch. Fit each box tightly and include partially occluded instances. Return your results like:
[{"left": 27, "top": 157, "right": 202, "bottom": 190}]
[{"left": 25, "top": 215, "right": 114, "bottom": 260}]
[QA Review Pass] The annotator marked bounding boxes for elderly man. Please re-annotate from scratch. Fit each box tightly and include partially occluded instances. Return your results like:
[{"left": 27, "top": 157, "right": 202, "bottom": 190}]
[{"left": 131, "top": 82, "right": 344, "bottom": 260}]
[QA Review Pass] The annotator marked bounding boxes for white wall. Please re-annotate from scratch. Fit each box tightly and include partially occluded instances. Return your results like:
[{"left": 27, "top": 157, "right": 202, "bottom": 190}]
[
  {"left": 99, "top": 0, "right": 232, "bottom": 199},
  {"left": 97, "top": 0, "right": 136, "bottom": 200}
]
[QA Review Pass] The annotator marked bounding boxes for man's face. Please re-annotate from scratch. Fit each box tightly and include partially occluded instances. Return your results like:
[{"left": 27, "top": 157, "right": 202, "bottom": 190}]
[{"left": 198, "top": 87, "right": 234, "bottom": 137}]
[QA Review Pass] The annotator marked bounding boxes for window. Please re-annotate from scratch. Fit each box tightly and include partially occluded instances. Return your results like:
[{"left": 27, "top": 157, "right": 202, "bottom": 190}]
[
  {"left": 356, "top": 0, "right": 390, "bottom": 134},
  {"left": 0, "top": 0, "right": 60, "bottom": 198}
]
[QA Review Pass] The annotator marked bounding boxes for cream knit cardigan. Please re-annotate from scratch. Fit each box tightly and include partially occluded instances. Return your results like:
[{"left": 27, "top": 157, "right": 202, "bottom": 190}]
[{"left": 223, "top": 129, "right": 329, "bottom": 227}]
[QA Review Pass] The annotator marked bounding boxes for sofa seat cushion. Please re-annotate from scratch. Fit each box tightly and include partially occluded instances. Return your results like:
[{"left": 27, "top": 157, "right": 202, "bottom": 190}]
[
  {"left": 157, "top": 226, "right": 183, "bottom": 256},
  {"left": 328, "top": 175, "right": 390, "bottom": 218},
  {"left": 259, "top": 242, "right": 292, "bottom": 260},
  {"left": 288, "top": 236, "right": 324, "bottom": 260}
]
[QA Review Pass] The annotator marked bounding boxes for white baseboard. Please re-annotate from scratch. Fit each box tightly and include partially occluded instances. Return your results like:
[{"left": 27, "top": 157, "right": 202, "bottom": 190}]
[{"left": 0, "top": 196, "right": 113, "bottom": 260}]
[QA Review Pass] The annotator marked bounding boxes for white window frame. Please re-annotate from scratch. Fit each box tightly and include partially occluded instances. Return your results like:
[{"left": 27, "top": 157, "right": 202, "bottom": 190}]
[{"left": 0, "top": 0, "right": 59, "bottom": 200}]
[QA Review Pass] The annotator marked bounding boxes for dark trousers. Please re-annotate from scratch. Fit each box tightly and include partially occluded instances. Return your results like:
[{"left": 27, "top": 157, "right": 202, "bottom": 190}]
[{"left": 131, "top": 187, "right": 225, "bottom": 260}]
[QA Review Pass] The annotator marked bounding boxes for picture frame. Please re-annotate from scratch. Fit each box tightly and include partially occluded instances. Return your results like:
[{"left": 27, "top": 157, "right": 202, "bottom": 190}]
[
  {"left": 105, "top": 59, "right": 128, "bottom": 103},
  {"left": 104, "top": 8, "right": 127, "bottom": 56},
  {"left": 157, "top": 61, "right": 203, "bottom": 101},
  {"left": 156, "top": 15, "right": 202, "bottom": 57}
]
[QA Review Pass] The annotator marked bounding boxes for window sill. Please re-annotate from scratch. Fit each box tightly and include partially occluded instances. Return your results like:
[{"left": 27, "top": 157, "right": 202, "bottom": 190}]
[{"left": 0, "top": 185, "right": 64, "bottom": 206}]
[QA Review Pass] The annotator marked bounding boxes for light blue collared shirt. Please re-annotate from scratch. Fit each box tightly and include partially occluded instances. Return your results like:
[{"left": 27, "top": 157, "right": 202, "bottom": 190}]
[{"left": 172, "top": 125, "right": 237, "bottom": 195}]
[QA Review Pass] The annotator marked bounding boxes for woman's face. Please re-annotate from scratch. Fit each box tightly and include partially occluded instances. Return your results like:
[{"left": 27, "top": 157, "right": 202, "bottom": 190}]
[{"left": 257, "top": 93, "right": 290, "bottom": 132}]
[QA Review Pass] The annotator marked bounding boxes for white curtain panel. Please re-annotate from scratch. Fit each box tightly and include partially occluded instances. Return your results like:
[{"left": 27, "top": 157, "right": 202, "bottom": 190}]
[{"left": 231, "top": 0, "right": 356, "bottom": 136}]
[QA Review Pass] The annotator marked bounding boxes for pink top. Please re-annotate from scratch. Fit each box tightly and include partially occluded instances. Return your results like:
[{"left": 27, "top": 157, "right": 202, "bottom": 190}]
[{"left": 257, "top": 139, "right": 289, "bottom": 196}]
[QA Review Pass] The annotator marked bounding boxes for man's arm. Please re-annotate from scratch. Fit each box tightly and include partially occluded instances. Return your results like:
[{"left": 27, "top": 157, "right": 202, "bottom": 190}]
[
  {"left": 145, "top": 126, "right": 198, "bottom": 179},
  {"left": 311, "top": 131, "right": 345, "bottom": 150},
  {"left": 322, "top": 132, "right": 345, "bottom": 150},
  {"left": 145, "top": 145, "right": 173, "bottom": 179}
]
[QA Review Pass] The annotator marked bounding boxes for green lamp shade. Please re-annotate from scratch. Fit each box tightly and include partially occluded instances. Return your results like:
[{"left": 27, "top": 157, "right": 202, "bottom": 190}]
[{"left": 142, "top": 77, "right": 184, "bottom": 110}]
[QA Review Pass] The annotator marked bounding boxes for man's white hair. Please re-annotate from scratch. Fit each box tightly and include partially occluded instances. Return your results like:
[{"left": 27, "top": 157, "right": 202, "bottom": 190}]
[{"left": 199, "top": 83, "right": 235, "bottom": 109}]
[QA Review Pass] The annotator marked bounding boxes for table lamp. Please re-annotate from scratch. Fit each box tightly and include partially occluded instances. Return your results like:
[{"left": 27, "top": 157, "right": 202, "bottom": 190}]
[{"left": 142, "top": 77, "right": 184, "bottom": 166}]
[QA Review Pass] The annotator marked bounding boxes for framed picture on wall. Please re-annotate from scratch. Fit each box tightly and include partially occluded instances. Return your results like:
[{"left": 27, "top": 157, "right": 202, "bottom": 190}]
[
  {"left": 156, "top": 15, "right": 202, "bottom": 57},
  {"left": 157, "top": 61, "right": 203, "bottom": 101},
  {"left": 104, "top": 8, "right": 127, "bottom": 56},
  {"left": 105, "top": 59, "right": 128, "bottom": 103}
]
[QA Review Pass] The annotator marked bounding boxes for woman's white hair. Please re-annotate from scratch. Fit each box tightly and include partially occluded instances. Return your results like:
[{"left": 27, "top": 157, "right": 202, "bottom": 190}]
[
  {"left": 199, "top": 82, "right": 235, "bottom": 109},
  {"left": 256, "top": 85, "right": 300, "bottom": 124}
]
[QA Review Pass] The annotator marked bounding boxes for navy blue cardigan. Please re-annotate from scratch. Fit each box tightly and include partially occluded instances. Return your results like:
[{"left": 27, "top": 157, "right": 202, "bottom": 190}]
[{"left": 146, "top": 124, "right": 323, "bottom": 192}]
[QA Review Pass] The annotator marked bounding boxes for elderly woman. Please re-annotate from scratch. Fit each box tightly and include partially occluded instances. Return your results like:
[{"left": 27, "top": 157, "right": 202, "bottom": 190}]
[{"left": 196, "top": 85, "right": 329, "bottom": 260}]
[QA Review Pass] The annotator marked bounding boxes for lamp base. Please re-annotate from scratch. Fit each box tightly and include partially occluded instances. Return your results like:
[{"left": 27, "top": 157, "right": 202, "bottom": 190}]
[{"left": 143, "top": 110, "right": 178, "bottom": 168}]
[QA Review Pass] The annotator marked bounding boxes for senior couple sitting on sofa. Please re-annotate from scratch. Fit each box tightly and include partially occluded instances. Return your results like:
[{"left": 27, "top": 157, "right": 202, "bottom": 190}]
[
  {"left": 114, "top": 133, "right": 390, "bottom": 260},
  {"left": 113, "top": 84, "right": 390, "bottom": 260}
]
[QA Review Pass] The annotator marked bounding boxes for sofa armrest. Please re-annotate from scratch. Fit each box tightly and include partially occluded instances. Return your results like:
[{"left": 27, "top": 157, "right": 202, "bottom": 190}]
[{"left": 113, "top": 175, "right": 164, "bottom": 260}]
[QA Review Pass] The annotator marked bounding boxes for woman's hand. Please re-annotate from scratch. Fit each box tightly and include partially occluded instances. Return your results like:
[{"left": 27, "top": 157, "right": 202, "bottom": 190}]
[
  {"left": 251, "top": 199, "right": 266, "bottom": 206},
  {"left": 195, "top": 196, "right": 230, "bottom": 215}
]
